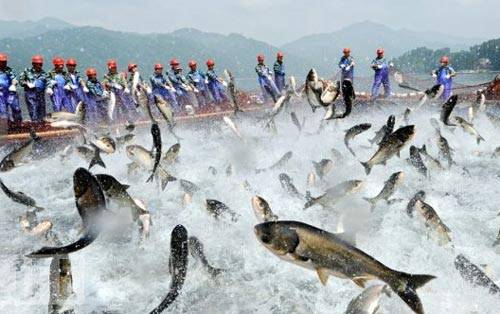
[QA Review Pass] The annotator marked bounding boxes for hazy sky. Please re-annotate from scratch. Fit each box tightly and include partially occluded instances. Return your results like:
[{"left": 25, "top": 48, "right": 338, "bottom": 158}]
[{"left": 0, "top": 0, "right": 497, "bottom": 45}]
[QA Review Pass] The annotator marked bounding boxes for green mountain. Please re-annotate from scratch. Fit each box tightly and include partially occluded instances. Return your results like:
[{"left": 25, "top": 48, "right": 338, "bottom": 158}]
[
  {"left": 392, "top": 38, "right": 500, "bottom": 73},
  {"left": 0, "top": 26, "right": 308, "bottom": 89},
  {"left": 0, "top": 17, "right": 73, "bottom": 39},
  {"left": 281, "top": 21, "right": 482, "bottom": 76}
]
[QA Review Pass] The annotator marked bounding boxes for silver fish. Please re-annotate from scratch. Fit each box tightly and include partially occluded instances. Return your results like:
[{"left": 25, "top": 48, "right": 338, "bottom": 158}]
[
  {"left": 363, "top": 171, "right": 404, "bottom": 210},
  {"left": 254, "top": 221, "right": 435, "bottom": 314}
]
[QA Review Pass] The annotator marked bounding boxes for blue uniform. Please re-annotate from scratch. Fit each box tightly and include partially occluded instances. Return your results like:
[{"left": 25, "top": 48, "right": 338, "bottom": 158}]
[
  {"left": 273, "top": 61, "right": 286, "bottom": 92},
  {"left": 433, "top": 66, "right": 455, "bottom": 100},
  {"left": 0, "top": 66, "right": 21, "bottom": 122},
  {"left": 255, "top": 64, "right": 281, "bottom": 102},
  {"left": 84, "top": 78, "right": 107, "bottom": 125},
  {"left": 338, "top": 56, "right": 354, "bottom": 82},
  {"left": 19, "top": 67, "right": 48, "bottom": 122},
  {"left": 150, "top": 73, "right": 179, "bottom": 108},
  {"left": 66, "top": 71, "right": 85, "bottom": 109},
  {"left": 371, "top": 57, "right": 391, "bottom": 98},
  {"left": 47, "top": 69, "right": 74, "bottom": 112},
  {"left": 187, "top": 69, "right": 211, "bottom": 107},
  {"left": 168, "top": 69, "right": 191, "bottom": 111},
  {"left": 205, "top": 69, "right": 227, "bottom": 104}
]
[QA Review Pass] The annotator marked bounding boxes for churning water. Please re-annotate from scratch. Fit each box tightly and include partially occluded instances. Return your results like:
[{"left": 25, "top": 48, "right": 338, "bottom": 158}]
[{"left": 1, "top": 95, "right": 500, "bottom": 314}]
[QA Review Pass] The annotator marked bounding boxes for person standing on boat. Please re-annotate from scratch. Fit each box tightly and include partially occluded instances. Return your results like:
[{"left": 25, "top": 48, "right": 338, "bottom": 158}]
[
  {"left": 339, "top": 48, "right": 355, "bottom": 83},
  {"left": 19, "top": 55, "right": 48, "bottom": 122},
  {"left": 103, "top": 59, "right": 137, "bottom": 121},
  {"left": 47, "top": 57, "right": 74, "bottom": 112},
  {"left": 255, "top": 54, "right": 281, "bottom": 103},
  {"left": 205, "top": 59, "right": 227, "bottom": 105},
  {"left": 186, "top": 60, "right": 211, "bottom": 109},
  {"left": 150, "top": 63, "right": 179, "bottom": 109},
  {"left": 432, "top": 56, "right": 456, "bottom": 101},
  {"left": 338, "top": 47, "right": 356, "bottom": 97},
  {"left": 168, "top": 58, "right": 192, "bottom": 112},
  {"left": 273, "top": 52, "right": 286, "bottom": 93},
  {"left": 65, "top": 58, "right": 86, "bottom": 109},
  {"left": 370, "top": 48, "right": 391, "bottom": 99},
  {"left": 84, "top": 67, "right": 107, "bottom": 125},
  {"left": 0, "top": 53, "right": 21, "bottom": 122}
]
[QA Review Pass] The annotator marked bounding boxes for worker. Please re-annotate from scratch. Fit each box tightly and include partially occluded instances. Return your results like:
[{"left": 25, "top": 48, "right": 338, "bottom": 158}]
[
  {"left": 273, "top": 52, "right": 286, "bottom": 92},
  {"left": 370, "top": 48, "right": 391, "bottom": 98},
  {"left": 432, "top": 56, "right": 456, "bottom": 101},
  {"left": 84, "top": 67, "right": 107, "bottom": 125},
  {"left": 255, "top": 54, "right": 280, "bottom": 102},
  {"left": 187, "top": 60, "right": 211, "bottom": 108},
  {"left": 149, "top": 63, "right": 179, "bottom": 109},
  {"left": 47, "top": 57, "right": 74, "bottom": 112},
  {"left": 205, "top": 59, "right": 227, "bottom": 105},
  {"left": 0, "top": 53, "right": 21, "bottom": 122},
  {"left": 102, "top": 59, "right": 138, "bottom": 121},
  {"left": 19, "top": 55, "right": 48, "bottom": 122},
  {"left": 65, "top": 58, "right": 86, "bottom": 109},
  {"left": 167, "top": 58, "right": 192, "bottom": 112},
  {"left": 338, "top": 47, "right": 356, "bottom": 99}
]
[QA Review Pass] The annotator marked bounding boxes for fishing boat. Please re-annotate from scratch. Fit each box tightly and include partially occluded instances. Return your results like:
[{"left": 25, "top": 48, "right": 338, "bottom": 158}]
[{"left": 1, "top": 76, "right": 499, "bottom": 146}]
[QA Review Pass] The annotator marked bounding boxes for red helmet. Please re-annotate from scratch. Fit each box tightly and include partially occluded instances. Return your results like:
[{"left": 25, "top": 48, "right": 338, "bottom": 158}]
[
  {"left": 0, "top": 53, "right": 7, "bottom": 62},
  {"left": 170, "top": 58, "right": 180, "bottom": 66},
  {"left": 154, "top": 63, "right": 163, "bottom": 70},
  {"left": 32, "top": 55, "right": 44, "bottom": 64},
  {"left": 86, "top": 67, "right": 97, "bottom": 76},
  {"left": 66, "top": 58, "right": 77, "bottom": 66},
  {"left": 277, "top": 51, "right": 284, "bottom": 59},
  {"left": 128, "top": 63, "right": 137, "bottom": 72},
  {"left": 188, "top": 60, "right": 197, "bottom": 68},
  {"left": 53, "top": 57, "right": 64, "bottom": 66},
  {"left": 440, "top": 56, "right": 449, "bottom": 64},
  {"left": 107, "top": 59, "right": 117, "bottom": 69},
  {"left": 206, "top": 59, "right": 215, "bottom": 67},
  {"left": 343, "top": 47, "right": 351, "bottom": 54},
  {"left": 376, "top": 48, "right": 384, "bottom": 55},
  {"left": 257, "top": 54, "right": 265, "bottom": 62}
]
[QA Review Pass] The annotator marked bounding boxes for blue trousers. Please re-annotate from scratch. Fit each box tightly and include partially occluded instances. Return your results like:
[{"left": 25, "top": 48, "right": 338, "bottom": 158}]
[
  {"left": 258, "top": 77, "right": 281, "bottom": 102},
  {"left": 0, "top": 90, "right": 22, "bottom": 122},
  {"left": 51, "top": 87, "right": 74, "bottom": 112},
  {"left": 275, "top": 75, "right": 286, "bottom": 93},
  {"left": 24, "top": 90, "right": 46, "bottom": 122},
  {"left": 371, "top": 72, "right": 391, "bottom": 97},
  {"left": 207, "top": 81, "right": 227, "bottom": 104}
]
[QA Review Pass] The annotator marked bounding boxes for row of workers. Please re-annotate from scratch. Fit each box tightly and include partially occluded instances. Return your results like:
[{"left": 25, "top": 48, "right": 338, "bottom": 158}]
[
  {"left": 0, "top": 55, "right": 230, "bottom": 122},
  {"left": 338, "top": 48, "right": 456, "bottom": 100}
]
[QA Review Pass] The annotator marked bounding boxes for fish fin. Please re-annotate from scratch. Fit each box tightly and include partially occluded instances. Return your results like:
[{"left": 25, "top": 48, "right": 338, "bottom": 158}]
[
  {"left": 316, "top": 268, "right": 330, "bottom": 285},
  {"left": 362, "top": 197, "right": 376, "bottom": 211},
  {"left": 122, "top": 184, "right": 131, "bottom": 190},
  {"left": 360, "top": 161, "right": 371, "bottom": 175},
  {"left": 352, "top": 276, "right": 369, "bottom": 288},
  {"left": 335, "top": 232, "right": 356, "bottom": 246},
  {"left": 390, "top": 272, "right": 436, "bottom": 314},
  {"left": 89, "top": 150, "right": 106, "bottom": 170}
]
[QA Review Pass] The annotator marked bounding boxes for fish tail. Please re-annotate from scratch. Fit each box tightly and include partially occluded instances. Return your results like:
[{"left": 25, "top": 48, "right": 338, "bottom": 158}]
[
  {"left": 477, "top": 135, "right": 485, "bottom": 145},
  {"left": 159, "top": 170, "right": 177, "bottom": 191},
  {"left": 362, "top": 197, "right": 376, "bottom": 211},
  {"left": 389, "top": 272, "right": 436, "bottom": 314},
  {"left": 360, "top": 161, "right": 371, "bottom": 175},
  {"left": 89, "top": 150, "right": 106, "bottom": 170},
  {"left": 26, "top": 229, "right": 98, "bottom": 258}
]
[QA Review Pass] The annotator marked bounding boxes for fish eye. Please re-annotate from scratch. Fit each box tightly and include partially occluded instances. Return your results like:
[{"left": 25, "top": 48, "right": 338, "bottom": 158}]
[{"left": 260, "top": 234, "right": 271, "bottom": 244}]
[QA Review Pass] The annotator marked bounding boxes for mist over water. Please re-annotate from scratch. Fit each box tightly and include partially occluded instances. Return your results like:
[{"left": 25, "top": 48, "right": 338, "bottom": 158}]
[{"left": 1, "top": 95, "right": 500, "bottom": 313}]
